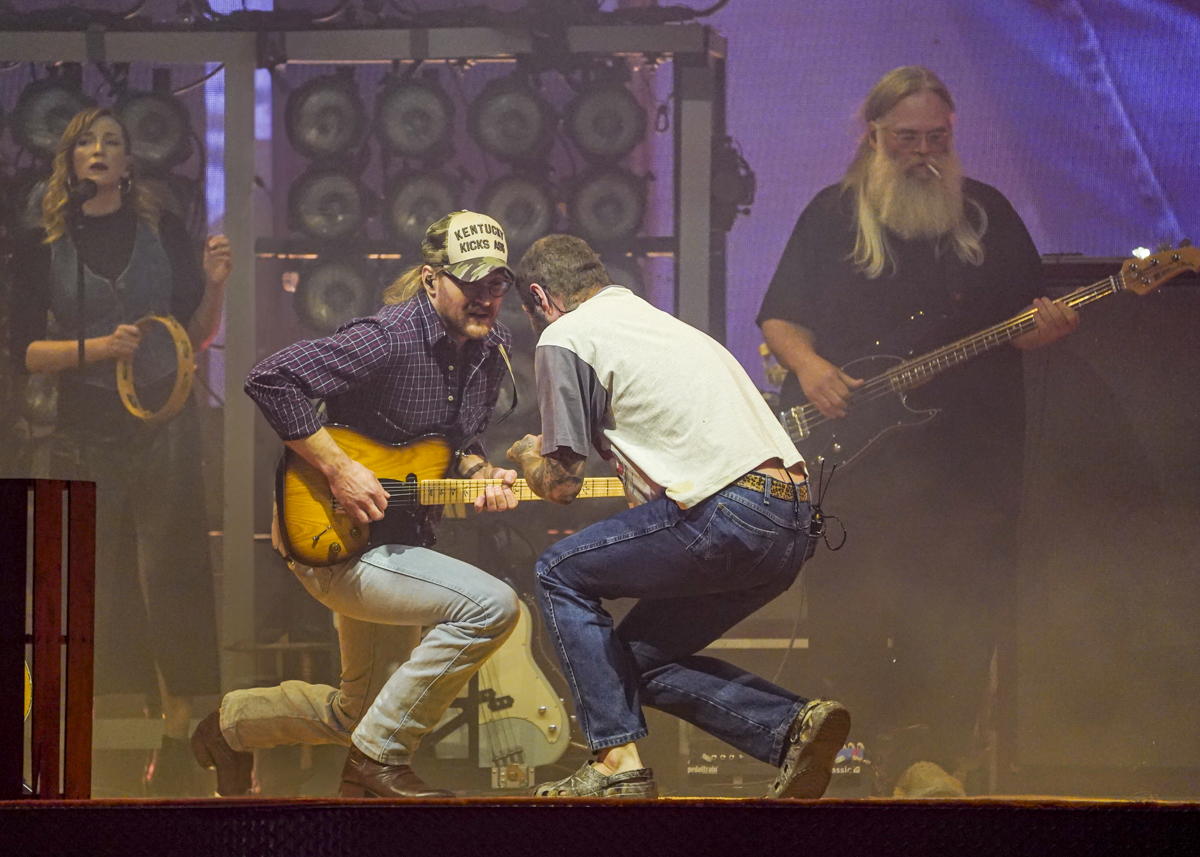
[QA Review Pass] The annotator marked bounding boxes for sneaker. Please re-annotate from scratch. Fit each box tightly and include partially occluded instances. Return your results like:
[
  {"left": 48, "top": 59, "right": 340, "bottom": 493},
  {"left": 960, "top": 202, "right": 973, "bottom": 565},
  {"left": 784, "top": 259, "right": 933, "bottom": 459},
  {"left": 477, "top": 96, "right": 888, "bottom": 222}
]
[
  {"left": 766, "top": 699, "right": 851, "bottom": 799},
  {"left": 531, "top": 762, "right": 659, "bottom": 799}
]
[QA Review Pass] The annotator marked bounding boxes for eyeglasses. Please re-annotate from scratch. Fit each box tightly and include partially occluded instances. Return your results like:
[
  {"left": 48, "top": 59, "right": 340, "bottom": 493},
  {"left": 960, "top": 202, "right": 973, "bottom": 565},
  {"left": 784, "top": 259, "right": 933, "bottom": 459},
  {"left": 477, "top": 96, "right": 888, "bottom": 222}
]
[
  {"left": 880, "top": 127, "right": 952, "bottom": 150},
  {"left": 440, "top": 269, "right": 513, "bottom": 299}
]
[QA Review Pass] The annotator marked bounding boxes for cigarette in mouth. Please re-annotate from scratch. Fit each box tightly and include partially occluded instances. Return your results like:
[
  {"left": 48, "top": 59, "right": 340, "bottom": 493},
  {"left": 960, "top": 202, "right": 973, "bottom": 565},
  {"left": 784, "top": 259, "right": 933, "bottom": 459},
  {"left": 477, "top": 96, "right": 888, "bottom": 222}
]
[{"left": 926, "top": 163, "right": 941, "bottom": 178}]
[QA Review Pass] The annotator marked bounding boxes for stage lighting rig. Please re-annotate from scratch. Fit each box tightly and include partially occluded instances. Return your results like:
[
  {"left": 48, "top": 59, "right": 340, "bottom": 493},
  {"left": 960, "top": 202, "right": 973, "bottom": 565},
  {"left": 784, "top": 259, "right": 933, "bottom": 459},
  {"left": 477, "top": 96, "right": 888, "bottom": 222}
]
[
  {"left": 467, "top": 76, "right": 557, "bottom": 165},
  {"left": 287, "top": 166, "right": 370, "bottom": 242},
  {"left": 564, "top": 82, "right": 646, "bottom": 162},
  {"left": 117, "top": 89, "right": 194, "bottom": 174},
  {"left": 141, "top": 173, "right": 205, "bottom": 237},
  {"left": 478, "top": 173, "right": 556, "bottom": 251},
  {"left": 568, "top": 167, "right": 647, "bottom": 246},
  {"left": 284, "top": 71, "right": 367, "bottom": 161},
  {"left": 294, "top": 257, "right": 376, "bottom": 335},
  {"left": 601, "top": 255, "right": 645, "bottom": 297},
  {"left": 11, "top": 77, "right": 93, "bottom": 159},
  {"left": 375, "top": 74, "right": 455, "bottom": 161},
  {"left": 383, "top": 171, "right": 458, "bottom": 247},
  {"left": 6, "top": 171, "right": 50, "bottom": 236}
]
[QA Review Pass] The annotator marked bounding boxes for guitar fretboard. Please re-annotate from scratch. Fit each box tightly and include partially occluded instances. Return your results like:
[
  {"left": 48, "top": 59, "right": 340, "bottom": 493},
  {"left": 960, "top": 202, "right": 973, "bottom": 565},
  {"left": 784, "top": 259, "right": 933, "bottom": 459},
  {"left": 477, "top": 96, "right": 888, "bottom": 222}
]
[
  {"left": 377, "top": 477, "right": 627, "bottom": 506},
  {"left": 883, "top": 275, "right": 1122, "bottom": 393},
  {"left": 783, "top": 272, "right": 1128, "bottom": 442}
]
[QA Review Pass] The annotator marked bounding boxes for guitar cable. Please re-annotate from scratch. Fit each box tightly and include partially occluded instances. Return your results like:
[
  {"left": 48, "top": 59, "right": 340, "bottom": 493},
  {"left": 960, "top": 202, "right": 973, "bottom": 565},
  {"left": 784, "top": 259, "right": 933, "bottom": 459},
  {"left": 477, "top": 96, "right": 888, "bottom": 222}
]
[
  {"left": 772, "top": 459, "right": 846, "bottom": 686},
  {"left": 805, "top": 458, "right": 847, "bottom": 554}
]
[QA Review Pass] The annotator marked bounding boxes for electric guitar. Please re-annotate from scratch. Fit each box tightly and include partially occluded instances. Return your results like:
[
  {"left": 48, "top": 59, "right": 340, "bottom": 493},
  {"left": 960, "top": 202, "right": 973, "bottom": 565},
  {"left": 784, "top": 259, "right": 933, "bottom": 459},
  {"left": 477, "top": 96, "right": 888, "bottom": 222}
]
[
  {"left": 777, "top": 245, "right": 1199, "bottom": 469},
  {"left": 277, "top": 427, "right": 627, "bottom": 567}
]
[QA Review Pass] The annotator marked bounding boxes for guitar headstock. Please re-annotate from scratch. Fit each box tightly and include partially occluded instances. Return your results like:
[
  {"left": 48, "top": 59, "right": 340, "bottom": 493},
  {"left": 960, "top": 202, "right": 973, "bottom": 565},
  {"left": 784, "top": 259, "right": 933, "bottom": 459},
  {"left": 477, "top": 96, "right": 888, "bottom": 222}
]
[{"left": 1120, "top": 241, "right": 1199, "bottom": 295}]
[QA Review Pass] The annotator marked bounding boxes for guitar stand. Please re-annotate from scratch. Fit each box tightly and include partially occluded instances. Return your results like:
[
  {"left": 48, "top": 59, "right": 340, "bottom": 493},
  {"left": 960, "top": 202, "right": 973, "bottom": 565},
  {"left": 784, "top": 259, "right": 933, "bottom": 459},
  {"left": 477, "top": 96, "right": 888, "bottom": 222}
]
[
  {"left": 415, "top": 674, "right": 489, "bottom": 790},
  {"left": 0, "top": 479, "right": 97, "bottom": 800},
  {"left": 417, "top": 674, "right": 533, "bottom": 792}
]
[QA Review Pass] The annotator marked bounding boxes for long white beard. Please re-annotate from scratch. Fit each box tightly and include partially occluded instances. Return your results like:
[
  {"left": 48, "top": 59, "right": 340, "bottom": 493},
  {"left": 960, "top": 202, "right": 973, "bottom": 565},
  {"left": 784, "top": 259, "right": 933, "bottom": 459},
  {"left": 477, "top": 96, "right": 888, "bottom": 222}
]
[{"left": 865, "top": 147, "right": 966, "bottom": 240}]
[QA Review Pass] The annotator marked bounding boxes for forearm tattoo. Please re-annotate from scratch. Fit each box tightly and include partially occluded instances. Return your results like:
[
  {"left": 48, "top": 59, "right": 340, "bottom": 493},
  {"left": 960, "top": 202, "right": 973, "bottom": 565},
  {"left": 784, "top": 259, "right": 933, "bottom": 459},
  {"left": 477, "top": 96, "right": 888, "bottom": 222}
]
[{"left": 525, "top": 450, "right": 586, "bottom": 504}]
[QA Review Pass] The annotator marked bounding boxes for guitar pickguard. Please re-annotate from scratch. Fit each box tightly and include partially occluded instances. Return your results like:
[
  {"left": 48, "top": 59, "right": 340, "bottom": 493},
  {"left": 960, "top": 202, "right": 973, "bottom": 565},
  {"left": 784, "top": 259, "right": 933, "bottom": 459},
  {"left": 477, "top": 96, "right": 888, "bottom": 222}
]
[{"left": 278, "top": 430, "right": 453, "bottom": 566}]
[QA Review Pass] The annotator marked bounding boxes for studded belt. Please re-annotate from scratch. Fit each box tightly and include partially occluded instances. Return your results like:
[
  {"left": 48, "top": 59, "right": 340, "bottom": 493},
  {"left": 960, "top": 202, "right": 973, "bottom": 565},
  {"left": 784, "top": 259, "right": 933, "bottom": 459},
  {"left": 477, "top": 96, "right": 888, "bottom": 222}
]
[{"left": 733, "top": 472, "right": 809, "bottom": 502}]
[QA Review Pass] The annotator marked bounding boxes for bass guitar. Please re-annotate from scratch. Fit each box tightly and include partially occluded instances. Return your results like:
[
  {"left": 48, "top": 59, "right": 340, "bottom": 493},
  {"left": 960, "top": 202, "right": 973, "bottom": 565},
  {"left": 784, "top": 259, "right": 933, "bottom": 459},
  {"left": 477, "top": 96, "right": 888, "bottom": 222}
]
[
  {"left": 278, "top": 427, "right": 626, "bottom": 567},
  {"left": 468, "top": 597, "right": 572, "bottom": 789},
  {"left": 777, "top": 245, "right": 1198, "bottom": 469}
]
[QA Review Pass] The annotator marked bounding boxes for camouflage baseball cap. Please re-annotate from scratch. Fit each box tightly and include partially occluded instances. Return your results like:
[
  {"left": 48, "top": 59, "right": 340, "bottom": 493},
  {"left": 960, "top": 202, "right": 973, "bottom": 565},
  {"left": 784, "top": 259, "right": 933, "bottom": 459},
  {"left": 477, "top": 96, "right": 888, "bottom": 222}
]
[{"left": 441, "top": 211, "right": 513, "bottom": 282}]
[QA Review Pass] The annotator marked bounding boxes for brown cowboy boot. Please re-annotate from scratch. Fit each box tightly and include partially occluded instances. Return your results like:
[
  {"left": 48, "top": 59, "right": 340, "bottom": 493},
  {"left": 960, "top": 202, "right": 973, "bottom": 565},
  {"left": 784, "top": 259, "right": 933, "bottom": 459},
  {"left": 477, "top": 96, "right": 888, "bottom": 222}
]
[
  {"left": 190, "top": 711, "right": 254, "bottom": 796},
  {"left": 338, "top": 745, "right": 455, "bottom": 799}
]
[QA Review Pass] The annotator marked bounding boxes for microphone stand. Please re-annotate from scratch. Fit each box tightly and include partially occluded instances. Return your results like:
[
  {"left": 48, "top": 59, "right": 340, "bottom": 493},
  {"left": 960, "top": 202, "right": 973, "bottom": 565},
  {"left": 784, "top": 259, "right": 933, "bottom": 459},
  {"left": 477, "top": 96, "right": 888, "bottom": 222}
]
[{"left": 68, "top": 179, "right": 97, "bottom": 374}]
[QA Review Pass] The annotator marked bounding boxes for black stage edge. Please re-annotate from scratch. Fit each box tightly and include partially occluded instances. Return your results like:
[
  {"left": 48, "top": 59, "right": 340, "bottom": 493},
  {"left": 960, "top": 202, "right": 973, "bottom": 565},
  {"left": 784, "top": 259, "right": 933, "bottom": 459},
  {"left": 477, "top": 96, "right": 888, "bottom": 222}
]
[{"left": 4, "top": 798, "right": 1199, "bottom": 857}]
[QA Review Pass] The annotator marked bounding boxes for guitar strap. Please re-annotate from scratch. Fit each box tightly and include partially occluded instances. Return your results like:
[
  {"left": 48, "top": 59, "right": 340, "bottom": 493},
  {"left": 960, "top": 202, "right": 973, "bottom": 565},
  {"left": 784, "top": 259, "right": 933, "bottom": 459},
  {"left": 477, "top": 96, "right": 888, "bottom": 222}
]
[
  {"left": 458, "top": 343, "right": 519, "bottom": 462},
  {"left": 496, "top": 343, "right": 518, "bottom": 415}
]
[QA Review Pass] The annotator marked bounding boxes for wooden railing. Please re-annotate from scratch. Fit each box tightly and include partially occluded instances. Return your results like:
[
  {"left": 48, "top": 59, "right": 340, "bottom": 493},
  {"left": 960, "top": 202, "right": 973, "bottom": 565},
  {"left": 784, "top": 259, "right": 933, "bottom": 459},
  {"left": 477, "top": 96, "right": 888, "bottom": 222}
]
[{"left": 0, "top": 479, "right": 96, "bottom": 800}]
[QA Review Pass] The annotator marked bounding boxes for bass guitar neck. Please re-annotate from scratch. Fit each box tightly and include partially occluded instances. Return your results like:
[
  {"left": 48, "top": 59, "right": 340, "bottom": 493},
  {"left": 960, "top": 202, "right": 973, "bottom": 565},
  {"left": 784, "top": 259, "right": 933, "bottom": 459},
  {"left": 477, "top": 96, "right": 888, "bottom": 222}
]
[{"left": 778, "top": 245, "right": 1198, "bottom": 469}]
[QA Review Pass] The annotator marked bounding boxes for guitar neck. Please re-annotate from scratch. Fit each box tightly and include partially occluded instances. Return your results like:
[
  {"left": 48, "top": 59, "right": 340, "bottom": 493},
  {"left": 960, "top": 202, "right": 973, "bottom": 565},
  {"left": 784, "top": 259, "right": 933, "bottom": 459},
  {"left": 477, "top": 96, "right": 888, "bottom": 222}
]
[
  {"left": 780, "top": 245, "right": 1197, "bottom": 447},
  {"left": 882, "top": 273, "right": 1123, "bottom": 393},
  {"left": 406, "top": 477, "right": 626, "bottom": 505}
]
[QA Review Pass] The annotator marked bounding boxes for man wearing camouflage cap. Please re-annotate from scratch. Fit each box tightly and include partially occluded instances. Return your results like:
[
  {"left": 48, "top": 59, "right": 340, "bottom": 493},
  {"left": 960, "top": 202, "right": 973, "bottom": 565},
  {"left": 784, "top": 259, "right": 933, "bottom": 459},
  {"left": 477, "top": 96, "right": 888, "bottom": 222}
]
[{"left": 191, "top": 211, "right": 523, "bottom": 798}]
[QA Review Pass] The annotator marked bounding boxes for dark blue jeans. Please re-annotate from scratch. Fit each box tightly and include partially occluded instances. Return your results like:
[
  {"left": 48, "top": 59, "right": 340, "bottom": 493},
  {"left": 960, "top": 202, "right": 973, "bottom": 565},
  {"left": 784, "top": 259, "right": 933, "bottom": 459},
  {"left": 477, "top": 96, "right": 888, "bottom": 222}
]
[{"left": 535, "top": 479, "right": 813, "bottom": 767}]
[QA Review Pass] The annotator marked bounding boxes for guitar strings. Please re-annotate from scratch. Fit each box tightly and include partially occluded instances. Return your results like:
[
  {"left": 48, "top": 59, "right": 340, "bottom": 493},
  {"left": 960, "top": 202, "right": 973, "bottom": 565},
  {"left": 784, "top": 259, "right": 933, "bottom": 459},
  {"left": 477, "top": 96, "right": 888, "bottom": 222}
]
[
  {"left": 478, "top": 654, "right": 524, "bottom": 770},
  {"left": 367, "top": 479, "right": 625, "bottom": 504},
  {"left": 786, "top": 276, "right": 1120, "bottom": 436},
  {"left": 333, "top": 478, "right": 625, "bottom": 511}
]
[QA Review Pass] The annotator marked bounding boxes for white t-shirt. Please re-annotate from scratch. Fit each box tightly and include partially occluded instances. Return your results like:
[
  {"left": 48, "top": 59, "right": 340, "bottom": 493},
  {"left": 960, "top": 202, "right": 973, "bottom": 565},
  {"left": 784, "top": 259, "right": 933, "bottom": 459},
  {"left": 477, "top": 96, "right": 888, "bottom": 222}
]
[{"left": 535, "top": 286, "right": 803, "bottom": 508}]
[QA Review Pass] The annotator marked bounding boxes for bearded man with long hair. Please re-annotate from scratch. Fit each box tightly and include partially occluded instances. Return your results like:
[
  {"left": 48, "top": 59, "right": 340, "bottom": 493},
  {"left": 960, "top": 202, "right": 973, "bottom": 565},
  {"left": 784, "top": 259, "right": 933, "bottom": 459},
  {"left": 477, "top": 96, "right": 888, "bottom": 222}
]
[
  {"left": 758, "top": 67, "right": 1078, "bottom": 796},
  {"left": 8, "top": 107, "right": 231, "bottom": 795}
]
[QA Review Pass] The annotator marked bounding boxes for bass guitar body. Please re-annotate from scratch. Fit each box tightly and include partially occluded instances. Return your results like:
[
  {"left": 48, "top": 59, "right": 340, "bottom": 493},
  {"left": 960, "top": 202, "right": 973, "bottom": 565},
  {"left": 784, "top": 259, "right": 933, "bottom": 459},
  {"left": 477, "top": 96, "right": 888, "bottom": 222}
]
[
  {"left": 278, "top": 428, "right": 452, "bottom": 567},
  {"left": 474, "top": 598, "right": 571, "bottom": 785},
  {"left": 778, "top": 354, "right": 938, "bottom": 469}
]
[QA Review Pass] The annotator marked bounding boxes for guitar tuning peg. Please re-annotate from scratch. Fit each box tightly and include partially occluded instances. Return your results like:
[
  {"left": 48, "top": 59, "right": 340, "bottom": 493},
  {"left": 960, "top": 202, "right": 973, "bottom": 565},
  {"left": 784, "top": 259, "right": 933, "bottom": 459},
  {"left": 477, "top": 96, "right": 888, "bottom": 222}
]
[
  {"left": 1156, "top": 242, "right": 1172, "bottom": 253},
  {"left": 1180, "top": 238, "right": 1193, "bottom": 248}
]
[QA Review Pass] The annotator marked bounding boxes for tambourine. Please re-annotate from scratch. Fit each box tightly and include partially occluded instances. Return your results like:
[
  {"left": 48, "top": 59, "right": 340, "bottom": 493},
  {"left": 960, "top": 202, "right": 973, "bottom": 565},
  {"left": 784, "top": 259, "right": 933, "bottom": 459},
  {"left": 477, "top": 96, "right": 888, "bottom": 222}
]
[{"left": 115, "top": 314, "right": 194, "bottom": 425}]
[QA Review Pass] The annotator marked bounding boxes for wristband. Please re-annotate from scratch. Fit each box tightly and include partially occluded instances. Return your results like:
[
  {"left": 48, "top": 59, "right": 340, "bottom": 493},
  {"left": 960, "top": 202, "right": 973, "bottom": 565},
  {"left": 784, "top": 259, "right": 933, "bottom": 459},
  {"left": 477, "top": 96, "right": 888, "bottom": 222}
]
[{"left": 462, "top": 462, "right": 487, "bottom": 479}]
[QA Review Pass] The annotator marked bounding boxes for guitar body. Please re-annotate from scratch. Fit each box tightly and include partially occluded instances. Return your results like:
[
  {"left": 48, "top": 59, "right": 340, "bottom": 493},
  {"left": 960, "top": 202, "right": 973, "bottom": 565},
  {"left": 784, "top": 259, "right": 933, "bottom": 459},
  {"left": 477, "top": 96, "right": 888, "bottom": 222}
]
[
  {"left": 278, "top": 429, "right": 453, "bottom": 566},
  {"left": 475, "top": 598, "right": 571, "bottom": 776},
  {"left": 779, "top": 354, "right": 939, "bottom": 469}
]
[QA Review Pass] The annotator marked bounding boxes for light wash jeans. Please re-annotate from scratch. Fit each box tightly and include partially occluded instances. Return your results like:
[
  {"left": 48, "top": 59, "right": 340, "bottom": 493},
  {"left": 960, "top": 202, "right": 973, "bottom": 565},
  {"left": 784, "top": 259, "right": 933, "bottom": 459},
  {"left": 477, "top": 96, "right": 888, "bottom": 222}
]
[
  {"left": 535, "top": 479, "right": 813, "bottom": 766},
  {"left": 220, "top": 544, "right": 519, "bottom": 765}
]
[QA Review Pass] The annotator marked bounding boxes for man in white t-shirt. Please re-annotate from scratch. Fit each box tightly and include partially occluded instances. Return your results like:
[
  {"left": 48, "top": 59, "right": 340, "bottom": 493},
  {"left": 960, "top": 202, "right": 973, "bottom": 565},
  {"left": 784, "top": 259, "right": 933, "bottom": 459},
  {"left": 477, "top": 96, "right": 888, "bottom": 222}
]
[{"left": 505, "top": 234, "right": 850, "bottom": 799}]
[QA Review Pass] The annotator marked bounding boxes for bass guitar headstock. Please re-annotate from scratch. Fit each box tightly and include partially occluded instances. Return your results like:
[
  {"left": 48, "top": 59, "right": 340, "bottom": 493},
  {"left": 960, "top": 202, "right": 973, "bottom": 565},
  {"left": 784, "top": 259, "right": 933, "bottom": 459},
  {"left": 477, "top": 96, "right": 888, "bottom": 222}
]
[{"left": 1121, "top": 241, "right": 1199, "bottom": 295}]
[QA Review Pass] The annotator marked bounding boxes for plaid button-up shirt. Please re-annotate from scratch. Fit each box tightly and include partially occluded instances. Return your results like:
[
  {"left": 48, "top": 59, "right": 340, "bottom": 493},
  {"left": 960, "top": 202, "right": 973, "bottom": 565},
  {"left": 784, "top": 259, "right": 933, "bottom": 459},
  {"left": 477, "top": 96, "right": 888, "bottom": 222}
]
[{"left": 246, "top": 291, "right": 511, "bottom": 459}]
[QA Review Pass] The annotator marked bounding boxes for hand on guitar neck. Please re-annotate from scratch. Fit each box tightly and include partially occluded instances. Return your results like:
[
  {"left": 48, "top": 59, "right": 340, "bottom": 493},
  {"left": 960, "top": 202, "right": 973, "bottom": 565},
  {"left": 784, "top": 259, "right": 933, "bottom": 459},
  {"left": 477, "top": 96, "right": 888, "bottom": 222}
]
[
  {"left": 455, "top": 452, "right": 522, "bottom": 513},
  {"left": 767, "top": 292, "right": 1078, "bottom": 422},
  {"left": 1011, "top": 295, "right": 1080, "bottom": 351}
]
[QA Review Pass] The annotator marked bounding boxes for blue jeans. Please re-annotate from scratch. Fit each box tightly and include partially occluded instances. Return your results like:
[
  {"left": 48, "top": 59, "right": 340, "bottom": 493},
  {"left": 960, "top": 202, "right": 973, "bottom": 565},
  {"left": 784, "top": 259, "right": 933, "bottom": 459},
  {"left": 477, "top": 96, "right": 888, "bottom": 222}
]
[
  {"left": 222, "top": 545, "right": 519, "bottom": 766},
  {"left": 535, "top": 479, "right": 813, "bottom": 767}
]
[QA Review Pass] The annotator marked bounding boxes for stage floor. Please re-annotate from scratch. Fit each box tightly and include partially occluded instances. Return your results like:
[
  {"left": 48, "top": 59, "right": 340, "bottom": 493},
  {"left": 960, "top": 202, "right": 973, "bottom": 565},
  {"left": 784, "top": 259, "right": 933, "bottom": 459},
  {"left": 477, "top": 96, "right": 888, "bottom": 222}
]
[{"left": 4, "top": 795, "right": 1199, "bottom": 857}]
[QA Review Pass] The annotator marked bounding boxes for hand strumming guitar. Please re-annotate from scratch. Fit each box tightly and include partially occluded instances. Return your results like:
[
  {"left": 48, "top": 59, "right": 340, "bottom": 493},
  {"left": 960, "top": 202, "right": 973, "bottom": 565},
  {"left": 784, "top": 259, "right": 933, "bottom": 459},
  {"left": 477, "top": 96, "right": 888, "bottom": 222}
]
[
  {"left": 796, "top": 354, "right": 865, "bottom": 420},
  {"left": 285, "top": 428, "right": 388, "bottom": 525}
]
